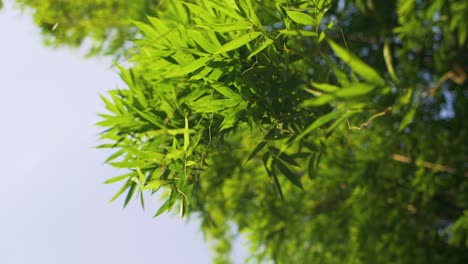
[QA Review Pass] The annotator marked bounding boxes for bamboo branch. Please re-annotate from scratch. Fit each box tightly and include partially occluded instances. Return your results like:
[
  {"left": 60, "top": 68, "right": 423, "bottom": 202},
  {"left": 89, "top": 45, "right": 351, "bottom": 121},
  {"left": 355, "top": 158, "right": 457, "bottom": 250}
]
[{"left": 392, "top": 154, "right": 467, "bottom": 177}]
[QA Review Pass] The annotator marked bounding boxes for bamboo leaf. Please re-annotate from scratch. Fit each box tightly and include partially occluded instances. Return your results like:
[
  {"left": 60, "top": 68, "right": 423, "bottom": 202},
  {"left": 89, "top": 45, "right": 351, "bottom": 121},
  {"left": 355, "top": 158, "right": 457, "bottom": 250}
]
[
  {"left": 108, "top": 179, "right": 132, "bottom": 203},
  {"left": 300, "top": 94, "right": 334, "bottom": 107},
  {"left": 279, "top": 29, "right": 317, "bottom": 37},
  {"left": 123, "top": 181, "right": 137, "bottom": 207},
  {"left": 166, "top": 57, "right": 213, "bottom": 77},
  {"left": 104, "top": 172, "right": 133, "bottom": 184},
  {"left": 296, "top": 111, "right": 343, "bottom": 141},
  {"left": 214, "top": 32, "right": 263, "bottom": 55},
  {"left": 273, "top": 156, "right": 303, "bottom": 189},
  {"left": 310, "top": 82, "right": 340, "bottom": 93},
  {"left": 328, "top": 39, "right": 384, "bottom": 86},
  {"left": 287, "top": 10, "right": 316, "bottom": 25},
  {"left": 248, "top": 38, "right": 274, "bottom": 59},
  {"left": 245, "top": 141, "right": 267, "bottom": 164},
  {"left": 202, "top": 21, "right": 252, "bottom": 32},
  {"left": 213, "top": 84, "right": 242, "bottom": 100},
  {"left": 184, "top": 116, "right": 190, "bottom": 152},
  {"left": 188, "top": 30, "right": 218, "bottom": 53},
  {"left": 399, "top": 107, "right": 417, "bottom": 131},
  {"left": 334, "top": 83, "right": 376, "bottom": 98},
  {"left": 270, "top": 167, "right": 285, "bottom": 202}
]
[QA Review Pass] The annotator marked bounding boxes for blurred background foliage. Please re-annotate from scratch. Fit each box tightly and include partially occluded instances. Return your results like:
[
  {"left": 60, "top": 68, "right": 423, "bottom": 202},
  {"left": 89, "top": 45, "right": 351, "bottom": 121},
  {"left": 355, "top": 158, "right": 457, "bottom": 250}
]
[{"left": 11, "top": 0, "right": 468, "bottom": 263}]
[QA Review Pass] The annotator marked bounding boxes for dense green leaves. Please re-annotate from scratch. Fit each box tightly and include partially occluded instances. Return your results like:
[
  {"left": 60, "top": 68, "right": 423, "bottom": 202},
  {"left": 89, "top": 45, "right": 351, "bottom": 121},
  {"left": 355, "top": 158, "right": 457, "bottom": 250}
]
[
  {"left": 19, "top": 0, "right": 468, "bottom": 263},
  {"left": 94, "top": 0, "right": 467, "bottom": 262}
]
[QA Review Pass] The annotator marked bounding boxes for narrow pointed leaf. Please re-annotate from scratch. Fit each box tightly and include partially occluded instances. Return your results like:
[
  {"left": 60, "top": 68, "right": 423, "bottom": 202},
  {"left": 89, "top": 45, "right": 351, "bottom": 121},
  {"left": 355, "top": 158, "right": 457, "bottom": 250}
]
[
  {"left": 328, "top": 39, "right": 384, "bottom": 86},
  {"left": 246, "top": 141, "right": 267, "bottom": 164},
  {"left": 214, "top": 32, "right": 263, "bottom": 55},
  {"left": 287, "top": 11, "right": 315, "bottom": 25},
  {"left": 273, "top": 156, "right": 303, "bottom": 189}
]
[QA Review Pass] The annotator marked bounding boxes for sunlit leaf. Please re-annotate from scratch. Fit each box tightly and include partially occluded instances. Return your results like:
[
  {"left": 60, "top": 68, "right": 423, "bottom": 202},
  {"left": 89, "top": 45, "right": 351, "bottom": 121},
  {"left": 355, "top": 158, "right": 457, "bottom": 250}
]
[{"left": 214, "top": 32, "right": 263, "bottom": 55}]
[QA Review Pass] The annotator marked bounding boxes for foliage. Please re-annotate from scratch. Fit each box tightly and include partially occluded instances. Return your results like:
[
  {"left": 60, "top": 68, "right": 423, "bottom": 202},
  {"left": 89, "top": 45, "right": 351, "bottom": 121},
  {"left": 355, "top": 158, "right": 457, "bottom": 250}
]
[{"left": 19, "top": 0, "right": 468, "bottom": 263}]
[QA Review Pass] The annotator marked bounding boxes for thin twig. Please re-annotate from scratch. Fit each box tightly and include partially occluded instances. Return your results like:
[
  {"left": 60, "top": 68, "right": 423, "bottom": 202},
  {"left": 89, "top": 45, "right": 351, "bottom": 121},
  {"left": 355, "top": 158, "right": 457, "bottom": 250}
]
[
  {"left": 392, "top": 154, "right": 467, "bottom": 177},
  {"left": 348, "top": 107, "right": 392, "bottom": 130}
]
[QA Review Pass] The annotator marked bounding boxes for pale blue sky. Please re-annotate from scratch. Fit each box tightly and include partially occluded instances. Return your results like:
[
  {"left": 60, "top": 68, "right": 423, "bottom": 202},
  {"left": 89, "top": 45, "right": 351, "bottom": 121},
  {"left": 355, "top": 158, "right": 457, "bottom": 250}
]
[{"left": 0, "top": 2, "right": 228, "bottom": 263}]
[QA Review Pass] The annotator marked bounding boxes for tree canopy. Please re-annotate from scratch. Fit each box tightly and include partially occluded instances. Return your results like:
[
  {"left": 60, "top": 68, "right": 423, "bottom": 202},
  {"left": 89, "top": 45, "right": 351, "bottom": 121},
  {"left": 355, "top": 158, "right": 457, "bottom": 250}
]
[{"left": 17, "top": 0, "right": 468, "bottom": 263}]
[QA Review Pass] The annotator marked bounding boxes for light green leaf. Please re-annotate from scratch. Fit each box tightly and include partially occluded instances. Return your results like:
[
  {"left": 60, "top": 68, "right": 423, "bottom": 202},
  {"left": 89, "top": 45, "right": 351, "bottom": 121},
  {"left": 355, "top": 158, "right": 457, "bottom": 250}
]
[
  {"left": 108, "top": 180, "right": 132, "bottom": 203},
  {"left": 248, "top": 38, "right": 274, "bottom": 59},
  {"left": 104, "top": 173, "right": 133, "bottom": 184},
  {"left": 310, "top": 82, "right": 340, "bottom": 93},
  {"left": 184, "top": 116, "right": 190, "bottom": 152},
  {"left": 328, "top": 39, "right": 384, "bottom": 86},
  {"left": 214, "top": 32, "right": 263, "bottom": 55},
  {"left": 279, "top": 29, "right": 317, "bottom": 37},
  {"left": 201, "top": 21, "right": 252, "bottom": 32},
  {"left": 136, "top": 167, "right": 145, "bottom": 184},
  {"left": 399, "top": 107, "right": 417, "bottom": 131},
  {"left": 384, "top": 40, "right": 399, "bottom": 84},
  {"left": 188, "top": 30, "right": 218, "bottom": 53},
  {"left": 287, "top": 10, "right": 316, "bottom": 25},
  {"left": 296, "top": 111, "right": 343, "bottom": 141},
  {"left": 334, "top": 83, "right": 376, "bottom": 98},
  {"left": 300, "top": 94, "right": 334, "bottom": 107},
  {"left": 213, "top": 84, "right": 242, "bottom": 100},
  {"left": 99, "top": 94, "right": 119, "bottom": 114},
  {"left": 166, "top": 57, "right": 213, "bottom": 78}
]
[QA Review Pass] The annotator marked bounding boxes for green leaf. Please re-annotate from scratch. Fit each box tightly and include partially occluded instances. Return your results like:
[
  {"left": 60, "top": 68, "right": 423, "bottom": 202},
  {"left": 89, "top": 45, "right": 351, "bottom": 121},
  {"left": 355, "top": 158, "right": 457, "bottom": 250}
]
[
  {"left": 136, "top": 167, "right": 146, "bottom": 184},
  {"left": 325, "top": 111, "right": 359, "bottom": 134},
  {"left": 144, "top": 179, "right": 164, "bottom": 191},
  {"left": 300, "top": 94, "right": 334, "bottom": 107},
  {"left": 328, "top": 39, "right": 384, "bottom": 86},
  {"left": 188, "top": 30, "right": 218, "bottom": 53},
  {"left": 213, "top": 84, "right": 242, "bottom": 100},
  {"left": 184, "top": 116, "right": 190, "bottom": 152},
  {"left": 334, "top": 83, "right": 376, "bottom": 98},
  {"left": 270, "top": 167, "right": 285, "bottom": 202},
  {"left": 188, "top": 98, "right": 241, "bottom": 112},
  {"left": 179, "top": 198, "right": 186, "bottom": 218},
  {"left": 307, "top": 153, "right": 316, "bottom": 179},
  {"left": 279, "top": 29, "right": 317, "bottom": 37},
  {"left": 130, "top": 107, "right": 165, "bottom": 129},
  {"left": 273, "top": 156, "right": 303, "bottom": 189},
  {"left": 166, "top": 57, "right": 213, "bottom": 78},
  {"left": 296, "top": 111, "right": 343, "bottom": 141},
  {"left": 399, "top": 107, "right": 417, "bottom": 131},
  {"left": 202, "top": 21, "right": 253, "bottom": 32},
  {"left": 99, "top": 94, "right": 119, "bottom": 114},
  {"left": 287, "top": 11, "right": 316, "bottom": 25},
  {"left": 104, "top": 172, "right": 133, "bottom": 184},
  {"left": 139, "top": 190, "right": 145, "bottom": 209},
  {"left": 206, "top": 0, "right": 243, "bottom": 20},
  {"left": 310, "top": 82, "right": 340, "bottom": 93},
  {"left": 270, "top": 147, "right": 300, "bottom": 167},
  {"left": 124, "top": 181, "right": 137, "bottom": 207},
  {"left": 383, "top": 40, "right": 399, "bottom": 84},
  {"left": 154, "top": 190, "right": 177, "bottom": 217},
  {"left": 245, "top": 141, "right": 267, "bottom": 164},
  {"left": 104, "top": 148, "right": 126, "bottom": 163},
  {"left": 154, "top": 198, "right": 171, "bottom": 217},
  {"left": 220, "top": 103, "right": 246, "bottom": 131},
  {"left": 214, "top": 32, "right": 263, "bottom": 55},
  {"left": 398, "top": 88, "right": 413, "bottom": 105},
  {"left": 108, "top": 179, "right": 132, "bottom": 203},
  {"left": 248, "top": 38, "right": 274, "bottom": 59}
]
